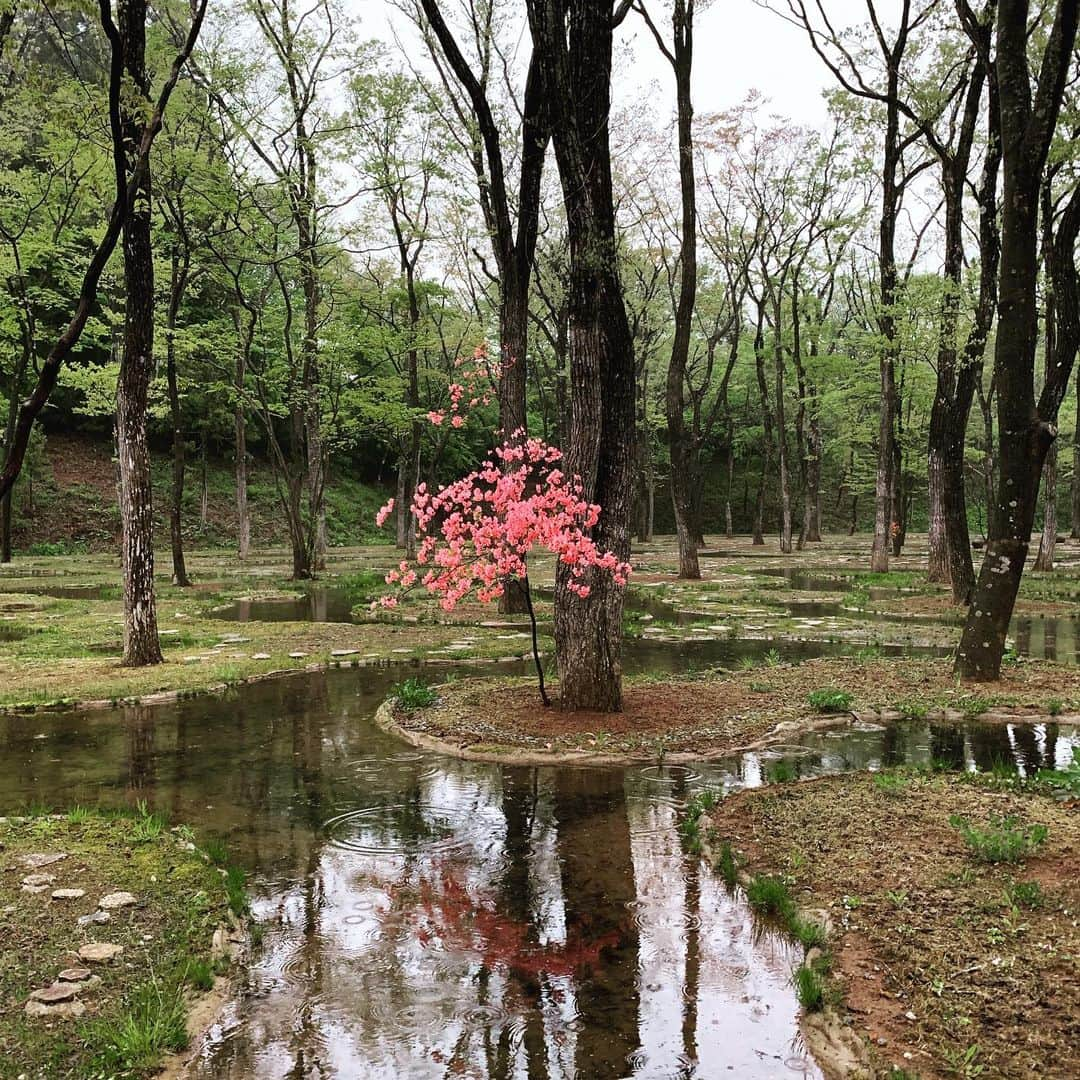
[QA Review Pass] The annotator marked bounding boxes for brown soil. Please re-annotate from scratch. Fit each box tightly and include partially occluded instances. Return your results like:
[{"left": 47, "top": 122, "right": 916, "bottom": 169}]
[
  {"left": 705, "top": 773, "right": 1080, "bottom": 1080},
  {"left": 390, "top": 657, "right": 1080, "bottom": 759}
]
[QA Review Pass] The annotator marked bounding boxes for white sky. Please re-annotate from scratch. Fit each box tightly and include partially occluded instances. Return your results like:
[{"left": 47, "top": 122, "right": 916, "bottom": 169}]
[{"left": 355, "top": 0, "right": 872, "bottom": 130}]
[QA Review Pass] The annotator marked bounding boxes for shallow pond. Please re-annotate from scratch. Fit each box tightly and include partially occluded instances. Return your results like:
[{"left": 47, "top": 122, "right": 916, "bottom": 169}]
[{"left": 1, "top": 662, "right": 1076, "bottom": 1079}]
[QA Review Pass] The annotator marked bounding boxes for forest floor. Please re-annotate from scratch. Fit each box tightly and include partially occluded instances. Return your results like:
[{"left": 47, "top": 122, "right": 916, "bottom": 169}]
[
  {"left": 0, "top": 805, "right": 246, "bottom": 1079},
  {"left": 2, "top": 531, "right": 1080, "bottom": 716},
  {"left": 702, "top": 769, "right": 1080, "bottom": 1080}
]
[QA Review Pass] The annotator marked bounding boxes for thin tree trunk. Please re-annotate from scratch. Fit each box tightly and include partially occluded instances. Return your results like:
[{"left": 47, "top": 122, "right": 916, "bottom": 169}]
[
  {"left": 1034, "top": 443, "right": 1057, "bottom": 569},
  {"left": 165, "top": 248, "right": 190, "bottom": 586}
]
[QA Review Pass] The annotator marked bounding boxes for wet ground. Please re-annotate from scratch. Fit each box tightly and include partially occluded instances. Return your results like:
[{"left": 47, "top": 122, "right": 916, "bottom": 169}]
[{"left": 2, "top": 663, "right": 1075, "bottom": 1079}]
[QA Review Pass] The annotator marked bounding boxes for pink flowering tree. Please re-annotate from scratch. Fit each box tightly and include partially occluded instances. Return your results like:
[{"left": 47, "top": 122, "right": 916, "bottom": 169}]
[{"left": 374, "top": 434, "right": 630, "bottom": 705}]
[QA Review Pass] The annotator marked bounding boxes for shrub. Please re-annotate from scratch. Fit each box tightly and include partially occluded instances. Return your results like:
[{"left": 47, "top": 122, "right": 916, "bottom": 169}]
[
  {"left": 807, "top": 687, "right": 854, "bottom": 713},
  {"left": 1004, "top": 879, "right": 1044, "bottom": 911},
  {"left": 394, "top": 678, "right": 437, "bottom": 711},
  {"left": 949, "top": 813, "right": 1048, "bottom": 864}
]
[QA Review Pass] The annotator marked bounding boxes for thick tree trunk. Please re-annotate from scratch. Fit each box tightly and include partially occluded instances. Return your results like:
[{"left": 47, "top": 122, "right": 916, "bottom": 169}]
[
  {"left": 529, "top": 0, "right": 636, "bottom": 712},
  {"left": 957, "top": 0, "right": 1079, "bottom": 680},
  {"left": 117, "top": 0, "right": 162, "bottom": 667},
  {"left": 927, "top": 440, "right": 951, "bottom": 583}
]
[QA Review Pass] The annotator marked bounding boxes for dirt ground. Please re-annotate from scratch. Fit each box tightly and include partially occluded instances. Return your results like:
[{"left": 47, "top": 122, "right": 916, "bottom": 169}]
[
  {"left": 705, "top": 772, "right": 1080, "bottom": 1080},
  {"left": 389, "top": 656, "right": 1080, "bottom": 759}
]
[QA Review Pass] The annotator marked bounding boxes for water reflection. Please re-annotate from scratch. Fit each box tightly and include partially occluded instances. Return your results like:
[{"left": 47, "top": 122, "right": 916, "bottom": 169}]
[{"left": 0, "top": 668, "right": 1075, "bottom": 1078}]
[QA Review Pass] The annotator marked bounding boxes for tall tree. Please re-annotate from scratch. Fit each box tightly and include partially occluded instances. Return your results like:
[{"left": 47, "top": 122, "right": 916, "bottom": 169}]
[
  {"left": 635, "top": 0, "right": 701, "bottom": 578},
  {"left": 412, "top": 0, "right": 551, "bottom": 611},
  {"left": 956, "top": 0, "right": 1080, "bottom": 679},
  {"left": 526, "top": 0, "right": 636, "bottom": 711}
]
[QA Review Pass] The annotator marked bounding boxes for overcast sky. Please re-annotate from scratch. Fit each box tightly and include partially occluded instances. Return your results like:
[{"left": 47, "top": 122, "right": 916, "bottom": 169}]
[{"left": 356, "top": 0, "right": 872, "bottom": 129}]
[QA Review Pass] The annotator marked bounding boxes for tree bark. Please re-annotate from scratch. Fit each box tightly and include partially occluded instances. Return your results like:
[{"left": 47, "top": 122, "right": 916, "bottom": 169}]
[
  {"left": 957, "top": 0, "right": 1080, "bottom": 680},
  {"left": 165, "top": 247, "right": 190, "bottom": 586},
  {"left": 528, "top": 0, "right": 636, "bottom": 712},
  {"left": 116, "top": 0, "right": 162, "bottom": 667}
]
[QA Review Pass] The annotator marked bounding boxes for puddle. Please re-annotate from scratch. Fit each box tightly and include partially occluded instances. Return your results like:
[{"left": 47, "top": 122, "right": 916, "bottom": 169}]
[
  {"left": 212, "top": 587, "right": 359, "bottom": 624},
  {"left": 0, "top": 662, "right": 1075, "bottom": 1078}
]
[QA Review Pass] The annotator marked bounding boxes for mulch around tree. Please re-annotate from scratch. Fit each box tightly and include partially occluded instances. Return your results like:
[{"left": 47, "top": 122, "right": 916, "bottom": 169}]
[{"left": 385, "top": 656, "right": 1080, "bottom": 762}]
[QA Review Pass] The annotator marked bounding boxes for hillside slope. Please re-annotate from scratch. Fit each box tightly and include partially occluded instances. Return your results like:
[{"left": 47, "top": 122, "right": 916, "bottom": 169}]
[{"left": 7, "top": 431, "right": 391, "bottom": 554}]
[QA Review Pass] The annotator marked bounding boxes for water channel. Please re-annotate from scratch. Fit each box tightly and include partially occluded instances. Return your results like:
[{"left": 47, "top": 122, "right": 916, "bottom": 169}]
[{"left": 2, "top": 662, "right": 1075, "bottom": 1079}]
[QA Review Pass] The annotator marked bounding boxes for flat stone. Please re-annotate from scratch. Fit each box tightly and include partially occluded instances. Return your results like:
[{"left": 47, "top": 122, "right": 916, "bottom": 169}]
[
  {"left": 251, "top": 652, "right": 271, "bottom": 660},
  {"left": 98, "top": 891, "right": 137, "bottom": 910},
  {"left": 25, "top": 999, "right": 85, "bottom": 1019},
  {"left": 19, "top": 853, "right": 67, "bottom": 870},
  {"left": 21, "top": 884, "right": 50, "bottom": 895},
  {"left": 78, "top": 942, "right": 123, "bottom": 963},
  {"left": 330, "top": 649, "right": 358, "bottom": 657},
  {"left": 57, "top": 967, "right": 93, "bottom": 983},
  {"left": 29, "top": 983, "right": 78, "bottom": 1004},
  {"left": 77, "top": 910, "right": 111, "bottom": 927},
  {"left": 51, "top": 888, "right": 86, "bottom": 901},
  {"left": 22, "top": 873, "right": 56, "bottom": 887},
  {"left": 288, "top": 651, "right": 308, "bottom": 659}
]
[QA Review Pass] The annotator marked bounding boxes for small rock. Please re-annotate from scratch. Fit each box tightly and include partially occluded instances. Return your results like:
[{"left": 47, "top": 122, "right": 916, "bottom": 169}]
[
  {"left": 211, "top": 926, "right": 229, "bottom": 961},
  {"left": 25, "top": 999, "right": 85, "bottom": 1019},
  {"left": 251, "top": 652, "right": 271, "bottom": 660},
  {"left": 29, "top": 983, "right": 78, "bottom": 1004},
  {"left": 57, "top": 968, "right": 93, "bottom": 983},
  {"left": 78, "top": 942, "right": 124, "bottom": 963},
  {"left": 77, "top": 910, "right": 111, "bottom": 927},
  {"left": 21, "top": 884, "right": 50, "bottom": 895},
  {"left": 98, "top": 891, "right": 137, "bottom": 910},
  {"left": 51, "top": 888, "right": 86, "bottom": 901},
  {"left": 904, "top": 1011, "right": 917, "bottom": 1021},
  {"left": 288, "top": 651, "right": 308, "bottom": 659},
  {"left": 21, "top": 873, "right": 56, "bottom": 888},
  {"left": 330, "top": 648, "right": 358, "bottom": 657},
  {"left": 19, "top": 853, "right": 67, "bottom": 870}
]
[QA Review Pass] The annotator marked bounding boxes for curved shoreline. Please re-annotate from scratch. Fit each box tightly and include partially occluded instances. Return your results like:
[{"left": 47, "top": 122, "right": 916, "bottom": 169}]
[
  {"left": 0, "top": 652, "right": 530, "bottom": 718},
  {"left": 373, "top": 696, "right": 1080, "bottom": 767}
]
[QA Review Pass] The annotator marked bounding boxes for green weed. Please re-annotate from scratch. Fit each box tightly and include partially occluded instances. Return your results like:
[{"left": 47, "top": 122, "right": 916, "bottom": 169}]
[
  {"left": 807, "top": 687, "right": 854, "bottom": 713},
  {"left": 949, "top": 814, "right": 1048, "bottom": 864},
  {"left": 393, "top": 677, "right": 438, "bottom": 711}
]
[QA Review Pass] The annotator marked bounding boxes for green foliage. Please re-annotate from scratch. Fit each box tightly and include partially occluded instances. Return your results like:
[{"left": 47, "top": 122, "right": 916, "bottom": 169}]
[
  {"left": 393, "top": 678, "right": 438, "bottom": 711},
  {"left": 680, "top": 789, "right": 721, "bottom": 854},
  {"left": 807, "top": 687, "right": 854, "bottom": 713},
  {"left": 1003, "top": 879, "right": 1045, "bottom": 911},
  {"left": 185, "top": 959, "right": 216, "bottom": 992},
  {"left": 745, "top": 874, "right": 796, "bottom": 921},
  {"left": 949, "top": 814, "right": 1048, "bottom": 864},
  {"left": 793, "top": 918, "right": 828, "bottom": 950},
  {"left": 1037, "top": 747, "right": 1080, "bottom": 796},
  {"left": 793, "top": 962, "right": 825, "bottom": 1011},
  {"left": 715, "top": 841, "right": 739, "bottom": 888},
  {"left": 88, "top": 978, "right": 189, "bottom": 1073},
  {"left": 873, "top": 770, "right": 908, "bottom": 797}
]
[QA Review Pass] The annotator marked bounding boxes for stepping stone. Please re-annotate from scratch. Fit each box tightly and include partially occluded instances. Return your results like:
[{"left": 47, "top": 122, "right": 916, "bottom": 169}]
[
  {"left": 251, "top": 652, "right": 271, "bottom": 660},
  {"left": 25, "top": 998, "right": 85, "bottom": 1019},
  {"left": 77, "top": 911, "right": 111, "bottom": 927},
  {"left": 51, "top": 888, "right": 86, "bottom": 901},
  {"left": 19, "top": 853, "right": 67, "bottom": 870},
  {"left": 98, "top": 891, "right": 137, "bottom": 910},
  {"left": 288, "top": 651, "right": 308, "bottom": 659},
  {"left": 182, "top": 656, "right": 207, "bottom": 664},
  {"left": 330, "top": 649, "right": 358, "bottom": 657},
  {"left": 58, "top": 968, "right": 93, "bottom": 983},
  {"left": 78, "top": 942, "right": 123, "bottom": 963},
  {"left": 160, "top": 629, "right": 180, "bottom": 636},
  {"left": 22, "top": 873, "right": 56, "bottom": 888},
  {"left": 29, "top": 983, "right": 78, "bottom": 1004}
]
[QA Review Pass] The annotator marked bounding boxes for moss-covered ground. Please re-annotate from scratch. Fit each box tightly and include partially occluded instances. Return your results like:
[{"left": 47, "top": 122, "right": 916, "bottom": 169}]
[{"left": 0, "top": 806, "right": 246, "bottom": 1078}]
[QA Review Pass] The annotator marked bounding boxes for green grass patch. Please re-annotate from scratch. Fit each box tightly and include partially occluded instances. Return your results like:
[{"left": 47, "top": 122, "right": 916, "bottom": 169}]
[
  {"left": 807, "top": 687, "right": 854, "bottom": 713},
  {"left": 950, "top": 813, "right": 1048, "bottom": 864},
  {"left": 393, "top": 677, "right": 438, "bottom": 711}
]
